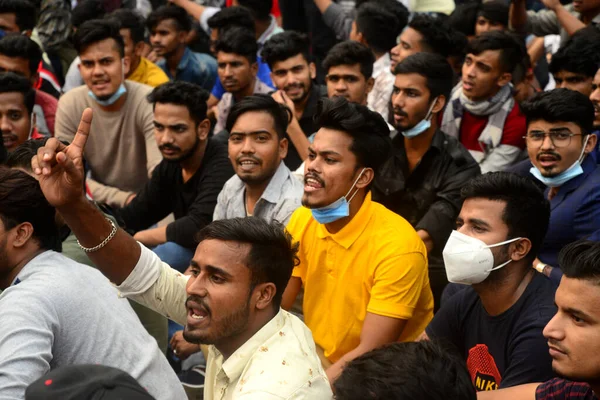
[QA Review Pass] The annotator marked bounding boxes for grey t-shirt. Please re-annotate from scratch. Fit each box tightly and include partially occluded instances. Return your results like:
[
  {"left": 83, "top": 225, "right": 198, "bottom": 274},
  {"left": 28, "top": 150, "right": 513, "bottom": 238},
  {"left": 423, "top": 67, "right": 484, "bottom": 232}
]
[{"left": 0, "top": 251, "right": 186, "bottom": 400}]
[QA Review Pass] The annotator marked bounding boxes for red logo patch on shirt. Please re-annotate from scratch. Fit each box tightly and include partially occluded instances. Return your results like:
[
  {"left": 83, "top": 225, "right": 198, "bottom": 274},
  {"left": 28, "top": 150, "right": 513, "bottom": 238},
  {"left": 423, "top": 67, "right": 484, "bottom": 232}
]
[{"left": 467, "top": 344, "right": 502, "bottom": 391}]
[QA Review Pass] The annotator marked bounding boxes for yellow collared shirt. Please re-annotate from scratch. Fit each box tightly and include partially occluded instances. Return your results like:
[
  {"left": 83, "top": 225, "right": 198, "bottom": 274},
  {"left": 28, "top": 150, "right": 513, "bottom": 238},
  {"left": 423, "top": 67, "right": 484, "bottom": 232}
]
[
  {"left": 128, "top": 57, "right": 170, "bottom": 88},
  {"left": 287, "top": 192, "right": 434, "bottom": 363}
]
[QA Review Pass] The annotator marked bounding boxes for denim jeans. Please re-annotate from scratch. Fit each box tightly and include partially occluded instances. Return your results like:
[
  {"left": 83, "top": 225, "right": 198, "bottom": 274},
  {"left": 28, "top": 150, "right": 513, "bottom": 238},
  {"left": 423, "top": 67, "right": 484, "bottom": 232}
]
[{"left": 153, "top": 241, "right": 195, "bottom": 273}]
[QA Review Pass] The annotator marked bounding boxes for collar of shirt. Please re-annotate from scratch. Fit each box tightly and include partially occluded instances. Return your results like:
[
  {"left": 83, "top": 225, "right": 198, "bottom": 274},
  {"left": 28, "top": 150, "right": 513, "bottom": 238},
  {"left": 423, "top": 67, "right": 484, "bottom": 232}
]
[
  {"left": 215, "top": 309, "right": 286, "bottom": 383},
  {"left": 372, "top": 53, "right": 392, "bottom": 80},
  {"left": 177, "top": 47, "right": 192, "bottom": 72},
  {"left": 257, "top": 16, "right": 282, "bottom": 48},
  {"left": 229, "top": 162, "right": 293, "bottom": 206},
  {"left": 128, "top": 57, "right": 148, "bottom": 82},
  {"left": 316, "top": 191, "right": 374, "bottom": 249},
  {"left": 300, "top": 84, "right": 325, "bottom": 123}
]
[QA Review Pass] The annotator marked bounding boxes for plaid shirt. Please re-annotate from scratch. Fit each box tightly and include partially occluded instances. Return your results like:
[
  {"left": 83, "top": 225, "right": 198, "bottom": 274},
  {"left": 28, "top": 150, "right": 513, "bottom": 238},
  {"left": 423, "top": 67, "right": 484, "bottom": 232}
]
[
  {"left": 536, "top": 379, "right": 597, "bottom": 400},
  {"left": 36, "top": 0, "right": 71, "bottom": 51}
]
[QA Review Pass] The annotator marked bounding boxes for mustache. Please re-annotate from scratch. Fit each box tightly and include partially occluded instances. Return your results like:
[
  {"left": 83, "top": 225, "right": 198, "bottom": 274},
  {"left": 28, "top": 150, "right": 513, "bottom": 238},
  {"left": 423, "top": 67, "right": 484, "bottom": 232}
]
[
  {"left": 284, "top": 83, "right": 305, "bottom": 91},
  {"left": 547, "top": 339, "right": 568, "bottom": 354},
  {"left": 159, "top": 144, "right": 181, "bottom": 152},
  {"left": 393, "top": 107, "right": 409, "bottom": 118},
  {"left": 304, "top": 172, "right": 325, "bottom": 187},
  {"left": 185, "top": 296, "right": 211, "bottom": 315},
  {"left": 236, "top": 155, "right": 261, "bottom": 163},
  {"left": 536, "top": 151, "right": 561, "bottom": 161}
]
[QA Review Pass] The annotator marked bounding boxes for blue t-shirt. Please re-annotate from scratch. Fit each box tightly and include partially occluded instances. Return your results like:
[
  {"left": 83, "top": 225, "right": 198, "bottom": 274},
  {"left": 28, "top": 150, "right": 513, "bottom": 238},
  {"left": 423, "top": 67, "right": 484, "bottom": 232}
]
[
  {"left": 211, "top": 56, "right": 274, "bottom": 100},
  {"left": 426, "top": 272, "right": 558, "bottom": 391}
]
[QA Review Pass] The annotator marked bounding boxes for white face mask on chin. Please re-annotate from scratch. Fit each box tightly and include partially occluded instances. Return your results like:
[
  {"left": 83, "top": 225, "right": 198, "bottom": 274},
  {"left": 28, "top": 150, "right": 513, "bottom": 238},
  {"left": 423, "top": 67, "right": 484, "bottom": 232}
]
[{"left": 442, "top": 230, "right": 522, "bottom": 285}]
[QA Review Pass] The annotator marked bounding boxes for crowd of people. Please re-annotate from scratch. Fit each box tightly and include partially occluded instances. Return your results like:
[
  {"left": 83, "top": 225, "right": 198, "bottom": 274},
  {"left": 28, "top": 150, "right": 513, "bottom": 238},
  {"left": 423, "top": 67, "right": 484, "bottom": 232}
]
[{"left": 0, "top": 0, "right": 600, "bottom": 399}]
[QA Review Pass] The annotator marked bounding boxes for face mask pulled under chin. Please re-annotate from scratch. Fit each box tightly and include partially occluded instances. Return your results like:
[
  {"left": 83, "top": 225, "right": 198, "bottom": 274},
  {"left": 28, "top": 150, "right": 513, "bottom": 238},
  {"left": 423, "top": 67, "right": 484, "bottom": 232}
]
[
  {"left": 529, "top": 135, "right": 590, "bottom": 188},
  {"left": 87, "top": 59, "right": 127, "bottom": 106},
  {"left": 401, "top": 98, "right": 437, "bottom": 138},
  {"left": 442, "top": 230, "right": 522, "bottom": 285},
  {"left": 310, "top": 168, "right": 366, "bottom": 224}
]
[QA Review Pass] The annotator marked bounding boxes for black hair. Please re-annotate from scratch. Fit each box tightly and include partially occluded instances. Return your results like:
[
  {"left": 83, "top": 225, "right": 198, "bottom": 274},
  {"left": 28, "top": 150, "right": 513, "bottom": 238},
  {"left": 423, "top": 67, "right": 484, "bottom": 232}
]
[
  {"left": 370, "top": 0, "right": 409, "bottom": 31},
  {"left": 0, "top": 167, "right": 61, "bottom": 252},
  {"left": 478, "top": 0, "right": 509, "bottom": 26},
  {"left": 521, "top": 89, "right": 594, "bottom": 136},
  {"left": 466, "top": 31, "right": 525, "bottom": 74},
  {"left": 72, "top": 0, "right": 106, "bottom": 29},
  {"left": 334, "top": 340, "right": 476, "bottom": 400},
  {"left": 394, "top": 52, "right": 454, "bottom": 101},
  {"left": 407, "top": 15, "right": 456, "bottom": 58},
  {"left": 261, "top": 31, "right": 310, "bottom": 69},
  {"left": 238, "top": 0, "right": 272, "bottom": 22},
  {"left": 108, "top": 9, "right": 146, "bottom": 44},
  {"left": 146, "top": 5, "right": 192, "bottom": 33},
  {"left": 0, "top": 72, "right": 35, "bottom": 114},
  {"left": 195, "top": 217, "right": 299, "bottom": 310},
  {"left": 448, "top": 1, "right": 480, "bottom": 37},
  {"left": 322, "top": 41, "right": 374, "bottom": 79},
  {"left": 0, "top": 34, "right": 42, "bottom": 77},
  {"left": 355, "top": 3, "right": 400, "bottom": 54},
  {"left": 317, "top": 97, "right": 391, "bottom": 173},
  {"left": 549, "top": 27, "right": 600, "bottom": 78},
  {"left": 214, "top": 27, "right": 257, "bottom": 64},
  {"left": 6, "top": 138, "right": 48, "bottom": 171},
  {"left": 74, "top": 19, "right": 125, "bottom": 58},
  {"left": 207, "top": 6, "right": 255, "bottom": 33},
  {"left": 0, "top": 0, "right": 36, "bottom": 31},
  {"left": 461, "top": 172, "right": 550, "bottom": 264},
  {"left": 147, "top": 81, "right": 209, "bottom": 124},
  {"left": 512, "top": 37, "right": 531, "bottom": 85},
  {"left": 225, "top": 94, "right": 291, "bottom": 140},
  {"left": 559, "top": 240, "right": 600, "bottom": 284}
]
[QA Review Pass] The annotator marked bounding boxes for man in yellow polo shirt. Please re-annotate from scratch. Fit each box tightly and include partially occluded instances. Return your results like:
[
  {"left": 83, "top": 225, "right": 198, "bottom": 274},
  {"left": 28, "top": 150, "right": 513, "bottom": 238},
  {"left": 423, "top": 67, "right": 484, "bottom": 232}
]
[
  {"left": 110, "top": 9, "right": 169, "bottom": 88},
  {"left": 282, "top": 97, "right": 434, "bottom": 384}
]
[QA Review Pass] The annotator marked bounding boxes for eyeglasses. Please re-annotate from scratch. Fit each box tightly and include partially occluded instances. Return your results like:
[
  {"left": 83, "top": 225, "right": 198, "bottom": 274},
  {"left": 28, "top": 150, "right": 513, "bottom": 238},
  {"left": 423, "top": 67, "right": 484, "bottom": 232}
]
[{"left": 523, "top": 130, "right": 583, "bottom": 148}]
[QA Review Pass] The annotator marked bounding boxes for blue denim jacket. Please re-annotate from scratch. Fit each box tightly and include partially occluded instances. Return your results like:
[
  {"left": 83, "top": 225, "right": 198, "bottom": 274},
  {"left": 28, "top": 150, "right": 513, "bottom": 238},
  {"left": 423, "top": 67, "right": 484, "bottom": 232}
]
[{"left": 158, "top": 47, "right": 217, "bottom": 91}]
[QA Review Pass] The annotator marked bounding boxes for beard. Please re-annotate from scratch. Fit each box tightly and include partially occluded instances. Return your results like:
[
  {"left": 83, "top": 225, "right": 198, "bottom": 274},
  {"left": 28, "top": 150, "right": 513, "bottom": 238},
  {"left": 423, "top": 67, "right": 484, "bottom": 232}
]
[
  {"left": 183, "top": 292, "right": 251, "bottom": 345},
  {"left": 161, "top": 136, "right": 200, "bottom": 164}
]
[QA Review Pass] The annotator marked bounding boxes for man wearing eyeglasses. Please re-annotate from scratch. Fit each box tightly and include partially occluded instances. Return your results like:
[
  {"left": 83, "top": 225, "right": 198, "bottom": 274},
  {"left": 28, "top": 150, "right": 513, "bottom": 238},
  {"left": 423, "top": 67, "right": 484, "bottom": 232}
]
[{"left": 520, "top": 89, "right": 600, "bottom": 285}]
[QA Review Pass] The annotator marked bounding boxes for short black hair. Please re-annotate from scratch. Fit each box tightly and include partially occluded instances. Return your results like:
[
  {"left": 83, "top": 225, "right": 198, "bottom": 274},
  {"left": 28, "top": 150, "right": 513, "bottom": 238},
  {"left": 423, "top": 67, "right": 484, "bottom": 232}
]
[
  {"left": 394, "top": 52, "right": 454, "bottom": 101},
  {"left": 74, "top": 19, "right": 125, "bottom": 58},
  {"left": 147, "top": 81, "right": 209, "bottom": 124},
  {"left": 0, "top": 72, "right": 35, "bottom": 114},
  {"left": 195, "top": 217, "right": 299, "bottom": 310},
  {"left": 549, "top": 26, "right": 600, "bottom": 78},
  {"left": 461, "top": 172, "right": 550, "bottom": 264},
  {"left": 207, "top": 6, "right": 255, "bottom": 33},
  {"left": 108, "top": 9, "right": 146, "bottom": 45},
  {"left": 559, "top": 240, "right": 600, "bottom": 284},
  {"left": 0, "top": 0, "right": 36, "bottom": 31},
  {"left": 6, "top": 138, "right": 48, "bottom": 170},
  {"left": 214, "top": 27, "right": 257, "bottom": 64},
  {"left": 448, "top": 1, "right": 480, "bottom": 37},
  {"left": 466, "top": 31, "right": 525, "bottom": 74},
  {"left": 408, "top": 15, "right": 455, "bottom": 58},
  {"left": 147, "top": 5, "right": 192, "bottom": 33},
  {"left": 478, "top": 0, "right": 509, "bottom": 26},
  {"left": 512, "top": 37, "right": 531, "bottom": 85},
  {"left": 323, "top": 41, "right": 374, "bottom": 79},
  {"left": 72, "top": 0, "right": 106, "bottom": 29},
  {"left": 225, "top": 94, "right": 292, "bottom": 140},
  {"left": 317, "top": 97, "right": 391, "bottom": 173},
  {"left": 521, "top": 89, "right": 595, "bottom": 136},
  {"left": 355, "top": 3, "right": 399, "bottom": 54},
  {"left": 371, "top": 0, "right": 409, "bottom": 31},
  {"left": 0, "top": 34, "right": 42, "bottom": 77},
  {"left": 238, "top": 0, "right": 272, "bottom": 22},
  {"left": 261, "top": 31, "right": 310, "bottom": 70},
  {"left": 334, "top": 340, "right": 476, "bottom": 400},
  {"left": 0, "top": 167, "right": 61, "bottom": 252}
]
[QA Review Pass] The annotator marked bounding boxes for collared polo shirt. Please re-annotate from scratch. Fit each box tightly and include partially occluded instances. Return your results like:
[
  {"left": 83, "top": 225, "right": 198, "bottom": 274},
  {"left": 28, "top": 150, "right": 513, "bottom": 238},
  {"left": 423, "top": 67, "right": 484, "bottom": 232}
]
[
  {"left": 128, "top": 57, "right": 169, "bottom": 88},
  {"left": 287, "top": 192, "right": 434, "bottom": 363},
  {"left": 213, "top": 162, "right": 303, "bottom": 224}
]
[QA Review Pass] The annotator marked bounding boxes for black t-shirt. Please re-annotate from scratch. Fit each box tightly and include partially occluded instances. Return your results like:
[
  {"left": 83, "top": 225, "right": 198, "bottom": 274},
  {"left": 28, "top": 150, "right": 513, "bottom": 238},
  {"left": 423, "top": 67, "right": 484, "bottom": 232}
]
[
  {"left": 426, "top": 272, "right": 558, "bottom": 391},
  {"left": 119, "top": 137, "right": 234, "bottom": 249}
]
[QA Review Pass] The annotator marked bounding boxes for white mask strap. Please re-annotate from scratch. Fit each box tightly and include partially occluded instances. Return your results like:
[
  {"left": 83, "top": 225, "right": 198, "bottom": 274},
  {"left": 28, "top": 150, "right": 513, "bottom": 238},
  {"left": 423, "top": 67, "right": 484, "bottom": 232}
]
[
  {"left": 486, "top": 236, "right": 522, "bottom": 249},
  {"left": 578, "top": 134, "right": 590, "bottom": 163},
  {"left": 424, "top": 97, "right": 438, "bottom": 121},
  {"left": 346, "top": 168, "right": 367, "bottom": 203}
]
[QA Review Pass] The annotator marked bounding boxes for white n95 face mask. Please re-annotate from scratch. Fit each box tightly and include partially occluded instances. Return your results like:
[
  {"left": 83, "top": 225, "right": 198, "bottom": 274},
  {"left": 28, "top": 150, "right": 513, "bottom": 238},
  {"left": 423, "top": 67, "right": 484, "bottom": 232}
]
[{"left": 442, "top": 230, "right": 522, "bottom": 285}]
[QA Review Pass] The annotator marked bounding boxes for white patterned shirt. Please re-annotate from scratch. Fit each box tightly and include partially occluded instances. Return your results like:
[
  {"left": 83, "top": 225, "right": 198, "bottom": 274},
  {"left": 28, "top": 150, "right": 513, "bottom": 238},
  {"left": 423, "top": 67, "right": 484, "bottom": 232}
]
[{"left": 367, "top": 54, "right": 395, "bottom": 122}]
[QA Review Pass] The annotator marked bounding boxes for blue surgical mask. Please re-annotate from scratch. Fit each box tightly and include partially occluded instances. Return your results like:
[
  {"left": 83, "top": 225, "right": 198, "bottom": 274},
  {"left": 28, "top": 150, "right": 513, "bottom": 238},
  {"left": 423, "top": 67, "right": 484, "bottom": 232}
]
[
  {"left": 311, "top": 168, "right": 366, "bottom": 224},
  {"left": 530, "top": 136, "right": 589, "bottom": 188},
  {"left": 401, "top": 98, "right": 437, "bottom": 138},
  {"left": 88, "top": 83, "right": 127, "bottom": 106}
]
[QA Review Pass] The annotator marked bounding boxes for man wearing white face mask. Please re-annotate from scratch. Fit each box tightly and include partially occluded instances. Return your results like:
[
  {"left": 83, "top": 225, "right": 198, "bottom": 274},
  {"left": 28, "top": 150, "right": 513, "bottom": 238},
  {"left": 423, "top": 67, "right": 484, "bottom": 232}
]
[
  {"left": 55, "top": 19, "right": 161, "bottom": 208},
  {"left": 422, "top": 172, "right": 558, "bottom": 392},
  {"left": 282, "top": 97, "right": 434, "bottom": 384},
  {"left": 520, "top": 89, "right": 600, "bottom": 285},
  {"left": 372, "top": 53, "right": 480, "bottom": 309}
]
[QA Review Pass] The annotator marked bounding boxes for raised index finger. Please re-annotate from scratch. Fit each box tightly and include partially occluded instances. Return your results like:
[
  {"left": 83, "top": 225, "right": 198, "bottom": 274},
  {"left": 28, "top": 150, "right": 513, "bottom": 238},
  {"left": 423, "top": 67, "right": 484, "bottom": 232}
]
[{"left": 71, "top": 108, "right": 93, "bottom": 152}]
